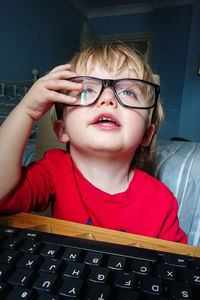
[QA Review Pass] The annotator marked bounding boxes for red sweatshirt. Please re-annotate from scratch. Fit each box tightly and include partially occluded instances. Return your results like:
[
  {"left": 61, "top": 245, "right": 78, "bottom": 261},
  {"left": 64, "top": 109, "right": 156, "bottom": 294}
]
[{"left": 0, "top": 149, "right": 187, "bottom": 243}]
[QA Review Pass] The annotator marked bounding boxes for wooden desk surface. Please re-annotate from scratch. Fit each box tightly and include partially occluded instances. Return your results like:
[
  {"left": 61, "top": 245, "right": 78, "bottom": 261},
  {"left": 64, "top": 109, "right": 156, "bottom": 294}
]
[{"left": 1, "top": 212, "right": 200, "bottom": 258}]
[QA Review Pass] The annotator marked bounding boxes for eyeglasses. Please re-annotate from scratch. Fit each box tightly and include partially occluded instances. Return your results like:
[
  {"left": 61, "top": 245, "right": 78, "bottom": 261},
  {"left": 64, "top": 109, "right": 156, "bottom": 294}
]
[{"left": 63, "top": 76, "right": 160, "bottom": 109}]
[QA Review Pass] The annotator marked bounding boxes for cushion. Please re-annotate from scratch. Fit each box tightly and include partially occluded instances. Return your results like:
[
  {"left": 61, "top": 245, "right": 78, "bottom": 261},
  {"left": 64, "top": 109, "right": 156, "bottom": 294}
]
[{"left": 156, "top": 140, "right": 200, "bottom": 246}]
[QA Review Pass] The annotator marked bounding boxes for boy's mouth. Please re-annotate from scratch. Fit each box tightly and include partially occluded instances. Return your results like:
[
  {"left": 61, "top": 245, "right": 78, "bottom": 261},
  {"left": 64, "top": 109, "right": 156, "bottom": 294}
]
[{"left": 91, "top": 114, "right": 120, "bottom": 127}]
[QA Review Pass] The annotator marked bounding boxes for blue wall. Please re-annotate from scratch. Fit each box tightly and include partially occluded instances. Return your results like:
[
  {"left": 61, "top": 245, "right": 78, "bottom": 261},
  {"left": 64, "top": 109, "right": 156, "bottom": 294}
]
[
  {"left": 0, "top": 0, "right": 86, "bottom": 80},
  {"left": 151, "top": 5, "right": 193, "bottom": 139},
  {"left": 179, "top": 0, "right": 200, "bottom": 141},
  {"left": 89, "top": 3, "right": 200, "bottom": 142},
  {"left": 88, "top": 12, "right": 153, "bottom": 36}
]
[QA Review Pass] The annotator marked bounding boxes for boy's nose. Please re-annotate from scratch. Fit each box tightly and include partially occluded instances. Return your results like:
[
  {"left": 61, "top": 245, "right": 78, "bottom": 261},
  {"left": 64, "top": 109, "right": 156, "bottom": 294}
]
[{"left": 96, "top": 88, "right": 118, "bottom": 108}]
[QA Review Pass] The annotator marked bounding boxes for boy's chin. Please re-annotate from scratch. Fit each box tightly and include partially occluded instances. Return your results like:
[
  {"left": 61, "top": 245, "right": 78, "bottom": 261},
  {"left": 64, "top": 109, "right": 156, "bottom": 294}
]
[{"left": 87, "top": 143, "right": 134, "bottom": 157}]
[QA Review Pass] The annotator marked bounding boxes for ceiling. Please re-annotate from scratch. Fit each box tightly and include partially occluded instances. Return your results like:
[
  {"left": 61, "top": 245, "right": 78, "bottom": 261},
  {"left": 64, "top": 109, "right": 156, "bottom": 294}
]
[
  {"left": 74, "top": 0, "right": 154, "bottom": 10},
  {"left": 69, "top": 0, "right": 193, "bottom": 17}
]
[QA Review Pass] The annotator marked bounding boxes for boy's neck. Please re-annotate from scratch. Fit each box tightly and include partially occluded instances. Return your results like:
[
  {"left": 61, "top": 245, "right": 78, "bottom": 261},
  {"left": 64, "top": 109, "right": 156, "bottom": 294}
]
[{"left": 70, "top": 149, "right": 135, "bottom": 195}]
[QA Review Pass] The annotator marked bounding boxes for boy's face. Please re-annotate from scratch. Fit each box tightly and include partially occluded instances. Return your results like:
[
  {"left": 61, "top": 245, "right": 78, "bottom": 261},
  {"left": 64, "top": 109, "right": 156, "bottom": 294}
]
[{"left": 54, "top": 58, "right": 155, "bottom": 160}]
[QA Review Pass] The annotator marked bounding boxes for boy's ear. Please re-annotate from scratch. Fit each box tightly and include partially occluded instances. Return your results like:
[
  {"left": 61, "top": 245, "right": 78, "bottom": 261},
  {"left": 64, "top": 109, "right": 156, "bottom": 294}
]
[
  {"left": 53, "top": 120, "right": 69, "bottom": 143},
  {"left": 141, "top": 124, "right": 155, "bottom": 147}
]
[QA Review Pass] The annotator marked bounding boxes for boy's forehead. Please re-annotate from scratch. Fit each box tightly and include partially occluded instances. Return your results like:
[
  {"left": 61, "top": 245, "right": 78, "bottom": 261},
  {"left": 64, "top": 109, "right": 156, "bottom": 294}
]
[{"left": 75, "top": 55, "right": 144, "bottom": 79}]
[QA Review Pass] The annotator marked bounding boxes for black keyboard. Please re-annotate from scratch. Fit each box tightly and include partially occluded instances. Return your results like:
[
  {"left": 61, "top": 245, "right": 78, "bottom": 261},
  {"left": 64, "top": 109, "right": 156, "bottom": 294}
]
[{"left": 0, "top": 225, "right": 200, "bottom": 299}]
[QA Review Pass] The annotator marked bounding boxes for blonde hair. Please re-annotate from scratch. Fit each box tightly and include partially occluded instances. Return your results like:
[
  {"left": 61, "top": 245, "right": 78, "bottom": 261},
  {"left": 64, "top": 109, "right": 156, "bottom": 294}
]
[{"left": 55, "top": 42, "right": 164, "bottom": 175}]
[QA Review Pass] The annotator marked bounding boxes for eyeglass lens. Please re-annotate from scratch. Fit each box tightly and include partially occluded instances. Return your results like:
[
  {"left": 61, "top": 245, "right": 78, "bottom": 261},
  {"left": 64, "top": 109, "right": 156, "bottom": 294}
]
[{"left": 67, "top": 77, "right": 155, "bottom": 108}]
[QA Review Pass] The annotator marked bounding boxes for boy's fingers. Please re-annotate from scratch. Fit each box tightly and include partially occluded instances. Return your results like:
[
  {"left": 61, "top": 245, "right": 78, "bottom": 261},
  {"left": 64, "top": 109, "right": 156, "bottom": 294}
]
[
  {"left": 45, "top": 79, "right": 83, "bottom": 91},
  {"left": 49, "top": 91, "right": 78, "bottom": 105},
  {"left": 44, "top": 70, "right": 78, "bottom": 81},
  {"left": 49, "top": 64, "right": 72, "bottom": 73}
]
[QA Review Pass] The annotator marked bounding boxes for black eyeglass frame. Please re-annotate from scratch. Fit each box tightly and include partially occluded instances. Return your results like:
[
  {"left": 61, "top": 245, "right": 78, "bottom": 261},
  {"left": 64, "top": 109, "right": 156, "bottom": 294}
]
[{"left": 62, "top": 76, "right": 160, "bottom": 110}]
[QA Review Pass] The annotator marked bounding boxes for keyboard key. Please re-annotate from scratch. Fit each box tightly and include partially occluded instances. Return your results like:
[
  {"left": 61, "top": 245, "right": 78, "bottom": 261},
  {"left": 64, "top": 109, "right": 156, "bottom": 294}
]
[
  {"left": 33, "top": 272, "right": 59, "bottom": 293},
  {"left": 62, "top": 247, "right": 81, "bottom": 261},
  {"left": 107, "top": 255, "right": 126, "bottom": 270},
  {"left": 84, "top": 251, "right": 103, "bottom": 266},
  {"left": 164, "top": 253, "right": 188, "bottom": 267},
  {"left": 41, "top": 244, "right": 61, "bottom": 258},
  {"left": 5, "top": 286, "right": 36, "bottom": 299},
  {"left": 8, "top": 268, "right": 35, "bottom": 286},
  {"left": 170, "top": 282, "right": 192, "bottom": 299},
  {"left": 0, "top": 249, "right": 21, "bottom": 264},
  {"left": 88, "top": 267, "right": 109, "bottom": 284},
  {"left": 190, "top": 257, "right": 200, "bottom": 269},
  {"left": 115, "top": 272, "right": 136, "bottom": 289},
  {"left": 63, "top": 261, "right": 85, "bottom": 278},
  {"left": 20, "top": 230, "right": 39, "bottom": 240},
  {"left": 0, "top": 282, "right": 9, "bottom": 297},
  {"left": 131, "top": 259, "right": 152, "bottom": 275},
  {"left": 157, "top": 264, "right": 176, "bottom": 280},
  {"left": 2, "top": 237, "right": 22, "bottom": 250},
  {"left": 143, "top": 276, "right": 163, "bottom": 295},
  {"left": 0, "top": 226, "right": 19, "bottom": 236},
  {"left": 58, "top": 277, "right": 83, "bottom": 298},
  {"left": 0, "top": 263, "right": 12, "bottom": 280},
  {"left": 18, "top": 253, "right": 42, "bottom": 269},
  {"left": 87, "top": 284, "right": 110, "bottom": 300},
  {"left": 41, "top": 258, "right": 63, "bottom": 274},
  {"left": 21, "top": 241, "right": 41, "bottom": 254},
  {"left": 184, "top": 269, "right": 200, "bottom": 285}
]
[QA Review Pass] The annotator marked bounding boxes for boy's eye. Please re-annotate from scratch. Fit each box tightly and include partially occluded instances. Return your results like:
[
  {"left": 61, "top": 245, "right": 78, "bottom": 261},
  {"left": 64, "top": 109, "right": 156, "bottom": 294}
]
[
  {"left": 121, "top": 90, "right": 134, "bottom": 97},
  {"left": 82, "top": 88, "right": 94, "bottom": 94},
  {"left": 118, "top": 89, "right": 137, "bottom": 99},
  {"left": 79, "top": 87, "right": 97, "bottom": 105}
]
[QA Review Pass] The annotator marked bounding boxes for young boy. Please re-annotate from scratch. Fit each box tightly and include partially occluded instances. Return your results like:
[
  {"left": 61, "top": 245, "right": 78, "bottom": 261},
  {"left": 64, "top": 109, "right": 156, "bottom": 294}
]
[{"left": 0, "top": 43, "right": 187, "bottom": 243}]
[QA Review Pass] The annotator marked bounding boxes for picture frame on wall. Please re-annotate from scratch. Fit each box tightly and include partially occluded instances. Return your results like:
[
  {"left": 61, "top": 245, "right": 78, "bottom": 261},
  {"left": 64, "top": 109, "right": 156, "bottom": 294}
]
[
  {"left": 97, "top": 32, "right": 152, "bottom": 62},
  {"left": 80, "top": 24, "right": 152, "bottom": 62}
]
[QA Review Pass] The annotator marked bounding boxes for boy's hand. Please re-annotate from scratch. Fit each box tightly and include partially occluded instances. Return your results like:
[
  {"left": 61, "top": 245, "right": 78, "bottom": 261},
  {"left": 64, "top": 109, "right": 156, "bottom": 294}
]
[
  {"left": 0, "top": 64, "right": 82, "bottom": 200},
  {"left": 19, "top": 64, "right": 82, "bottom": 121}
]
